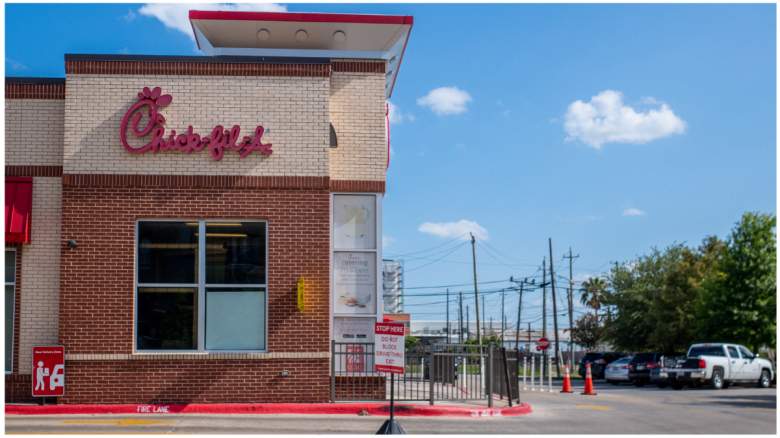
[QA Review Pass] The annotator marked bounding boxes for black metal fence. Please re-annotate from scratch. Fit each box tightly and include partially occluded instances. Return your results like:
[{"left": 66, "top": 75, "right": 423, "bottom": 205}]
[{"left": 331, "top": 341, "right": 522, "bottom": 406}]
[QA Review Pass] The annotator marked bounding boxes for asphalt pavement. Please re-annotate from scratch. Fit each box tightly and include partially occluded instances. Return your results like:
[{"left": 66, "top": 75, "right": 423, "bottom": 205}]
[{"left": 5, "top": 383, "right": 776, "bottom": 434}]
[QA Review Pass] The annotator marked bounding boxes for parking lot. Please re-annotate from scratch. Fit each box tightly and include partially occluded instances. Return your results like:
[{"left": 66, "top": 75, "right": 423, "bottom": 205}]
[{"left": 6, "top": 382, "right": 776, "bottom": 434}]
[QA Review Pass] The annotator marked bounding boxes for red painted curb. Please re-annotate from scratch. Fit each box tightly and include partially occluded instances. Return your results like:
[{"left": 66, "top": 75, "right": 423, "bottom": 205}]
[{"left": 6, "top": 402, "right": 532, "bottom": 418}]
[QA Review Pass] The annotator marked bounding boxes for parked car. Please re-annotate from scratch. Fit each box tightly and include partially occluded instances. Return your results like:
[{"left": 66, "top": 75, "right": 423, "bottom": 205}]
[
  {"left": 650, "top": 353, "right": 686, "bottom": 388},
  {"left": 605, "top": 356, "right": 633, "bottom": 384},
  {"left": 628, "top": 352, "right": 662, "bottom": 386},
  {"left": 663, "top": 343, "right": 775, "bottom": 390},
  {"left": 579, "top": 352, "right": 624, "bottom": 379}
]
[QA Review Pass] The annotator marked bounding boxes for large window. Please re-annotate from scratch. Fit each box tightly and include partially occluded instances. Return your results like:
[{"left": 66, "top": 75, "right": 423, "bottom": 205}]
[
  {"left": 136, "top": 221, "right": 267, "bottom": 352},
  {"left": 5, "top": 249, "right": 15, "bottom": 372}
]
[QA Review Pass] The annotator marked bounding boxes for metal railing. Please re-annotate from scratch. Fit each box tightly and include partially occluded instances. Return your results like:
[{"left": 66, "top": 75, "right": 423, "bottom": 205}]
[{"left": 332, "top": 341, "right": 526, "bottom": 406}]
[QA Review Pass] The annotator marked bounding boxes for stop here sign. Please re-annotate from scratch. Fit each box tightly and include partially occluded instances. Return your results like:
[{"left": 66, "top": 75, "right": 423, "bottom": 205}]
[
  {"left": 32, "top": 346, "right": 65, "bottom": 397},
  {"left": 374, "top": 322, "right": 405, "bottom": 374}
]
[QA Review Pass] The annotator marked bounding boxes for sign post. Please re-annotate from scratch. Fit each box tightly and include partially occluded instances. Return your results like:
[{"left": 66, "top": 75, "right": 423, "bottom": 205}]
[
  {"left": 374, "top": 322, "right": 405, "bottom": 435},
  {"left": 32, "top": 346, "right": 65, "bottom": 402}
]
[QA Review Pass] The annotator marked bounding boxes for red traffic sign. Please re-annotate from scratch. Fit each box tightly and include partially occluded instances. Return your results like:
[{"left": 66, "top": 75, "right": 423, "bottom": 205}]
[
  {"left": 374, "top": 322, "right": 405, "bottom": 374},
  {"left": 32, "top": 346, "right": 65, "bottom": 397},
  {"left": 536, "top": 337, "right": 550, "bottom": 351}
]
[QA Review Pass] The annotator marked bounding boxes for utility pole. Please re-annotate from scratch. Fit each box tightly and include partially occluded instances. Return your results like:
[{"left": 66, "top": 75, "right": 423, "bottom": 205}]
[
  {"left": 489, "top": 316, "right": 493, "bottom": 336},
  {"left": 481, "top": 295, "right": 486, "bottom": 339},
  {"left": 513, "top": 279, "right": 524, "bottom": 351},
  {"left": 542, "top": 257, "right": 547, "bottom": 379},
  {"left": 501, "top": 289, "right": 506, "bottom": 344},
  {"left": 563, "top": 248, "right": 579, "bottom": 366},
  {"left": 458, "top": 291, "right": 464, "bottom": 344},
  {"left": 446, "top": 288, "right": 450, "bottom": 344},
  {"left": 466, "top": 304, "right": 470, "bottom": 341},
  {"left": 470, "top": 233, "right": 481, "bottom": 350},
  {"left": 549, "top": 238, "right": 561, "bottom": 377},
  {"left": 527, "top": 322, "right": 532, "bottom": 350}
]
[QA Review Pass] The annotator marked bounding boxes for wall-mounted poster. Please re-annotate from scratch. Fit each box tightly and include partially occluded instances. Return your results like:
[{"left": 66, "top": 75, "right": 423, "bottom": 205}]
[
  {"left": 334, "top": 252, "right": 376, "bottom": 315},
  {"left": 333, "top": 195, "right": 376, "bottom": 250}
]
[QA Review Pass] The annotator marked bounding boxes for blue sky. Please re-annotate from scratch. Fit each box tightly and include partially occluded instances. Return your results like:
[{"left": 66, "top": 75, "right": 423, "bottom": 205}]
[{"left": 6, "top": 3, "right": 776, "bottom": 332}]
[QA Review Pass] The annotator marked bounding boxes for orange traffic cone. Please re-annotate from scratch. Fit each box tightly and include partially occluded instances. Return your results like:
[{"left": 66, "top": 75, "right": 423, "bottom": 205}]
[
  {"left": 560, "top": 364, "right": 573, "bottom": 393},
  {"left": 581, "top": 362, "right": 597, "bottom": 395}
]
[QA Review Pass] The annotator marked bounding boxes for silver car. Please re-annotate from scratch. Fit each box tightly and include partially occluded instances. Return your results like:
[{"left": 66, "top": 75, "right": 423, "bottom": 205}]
[{"left": 605, "top": 356, "right": 633, "bottom": 384}]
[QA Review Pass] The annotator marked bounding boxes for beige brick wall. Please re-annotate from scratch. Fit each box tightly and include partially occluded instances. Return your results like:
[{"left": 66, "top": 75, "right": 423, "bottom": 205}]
[
  {"left": 63, "top": 75, "right": 330, "bottom": 176},
  {"left": 18, "top": 177, "right": 62, "bottom": 374},
  {"left": 329, "top": 71, "right": 387, "bottom": 181},
  {"left": 5, "top": 99, "right": 65, "bottom": 166}
]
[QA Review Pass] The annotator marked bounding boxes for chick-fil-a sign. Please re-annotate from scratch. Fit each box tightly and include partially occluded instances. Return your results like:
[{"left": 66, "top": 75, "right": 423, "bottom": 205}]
[{"left": 120, "top": 87, "right": 272, "bottom": 161}]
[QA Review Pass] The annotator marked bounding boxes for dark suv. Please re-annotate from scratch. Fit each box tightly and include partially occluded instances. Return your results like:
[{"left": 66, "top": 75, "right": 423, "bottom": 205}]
[
  {"left": 628, "top": 352, "right": 662, "bottom": 386},
  {"left": 579, "top": 352, "right": 623, "bottom": 379}
]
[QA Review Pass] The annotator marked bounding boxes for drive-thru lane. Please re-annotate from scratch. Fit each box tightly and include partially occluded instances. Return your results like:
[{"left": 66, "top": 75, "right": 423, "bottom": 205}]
[{"left": 6, "top": 385, "right": 776, "bottom": 434}]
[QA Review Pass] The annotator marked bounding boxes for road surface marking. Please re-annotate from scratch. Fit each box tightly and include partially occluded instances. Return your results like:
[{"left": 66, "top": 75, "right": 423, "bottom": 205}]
[
  {"left": 61, "top": 418, "right": 174, "bottom": 426},
  {"left": 575, "top": 404, "right": 611, "bottom": 411}
]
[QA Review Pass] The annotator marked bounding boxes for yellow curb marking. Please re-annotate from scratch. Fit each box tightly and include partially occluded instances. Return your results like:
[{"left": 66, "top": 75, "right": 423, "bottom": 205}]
[
  {"left": 575, "top": 404, "right": 611, "bottom": 411},
  {"left": 61, "top": 418, "right": 174, "bottom": 426}
]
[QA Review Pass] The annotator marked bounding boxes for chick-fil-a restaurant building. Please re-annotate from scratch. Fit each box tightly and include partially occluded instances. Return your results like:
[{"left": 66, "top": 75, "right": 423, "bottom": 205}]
[{"left": 4, "top": 10, "right": 412, "bottom": 404}]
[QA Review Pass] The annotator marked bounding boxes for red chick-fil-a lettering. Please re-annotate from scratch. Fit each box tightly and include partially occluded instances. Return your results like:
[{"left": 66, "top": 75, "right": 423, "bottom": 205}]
[{"left": 119, "top": 87, "right": 272, "bottom": 161}]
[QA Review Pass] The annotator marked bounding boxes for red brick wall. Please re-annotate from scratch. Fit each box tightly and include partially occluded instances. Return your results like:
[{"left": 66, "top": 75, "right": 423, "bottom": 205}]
[
  {"left": 5, "top": 374, "right": 33, "bottom": 403},
  {"left": 334, "top": 376, "right": 386, "bottom": 401},
  {"left": 56, "top": 184, "right": 331, "bottom": 403},
  {"left": 62, "top": 359, "right": 329, "bottom": 404}
]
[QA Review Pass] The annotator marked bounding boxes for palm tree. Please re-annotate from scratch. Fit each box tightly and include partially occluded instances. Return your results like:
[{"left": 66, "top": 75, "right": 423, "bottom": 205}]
[{"left": 580, "top": 277, "right": 608, "bottom": 315}]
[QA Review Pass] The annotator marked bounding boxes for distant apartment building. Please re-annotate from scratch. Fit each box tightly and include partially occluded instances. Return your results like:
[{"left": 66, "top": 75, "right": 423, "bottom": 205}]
[{"left": 382, "top": 259, "right": 404, "bottom": 313}]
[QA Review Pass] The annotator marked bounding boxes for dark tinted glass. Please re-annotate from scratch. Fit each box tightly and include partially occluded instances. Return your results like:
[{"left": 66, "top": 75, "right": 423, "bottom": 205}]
[
  {"left": 137, "top": 287, "right": 197, "bottom": 350},
  {"left": 206, "top": 222, "right": 266, "bottom": 284},
  {"left": 581, "top": 353, "right": 603, "bottom": 363},
  {"left": 5, "top": 250, "right": 15, "bottom": 283},
  {"left": 633, "top": 353, "right": 658, "bottom": 362},
  {"left": 689, "top": 346, "right": 725, "bottom": 357},
  {"left": 138, "top": 222, "right": 198, "bottom": 284}
]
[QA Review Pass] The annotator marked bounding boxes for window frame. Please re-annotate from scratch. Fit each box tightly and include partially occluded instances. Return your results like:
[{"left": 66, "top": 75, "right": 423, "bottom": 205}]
[
  {"left": 133, "top": 219, "right": 269, "bottom": 354},
  {"left": 5, "top": 248, "right": 16, "bottom": 373},
  {"left": 330, "top": 193, "right": 382, "bottom": 322}
]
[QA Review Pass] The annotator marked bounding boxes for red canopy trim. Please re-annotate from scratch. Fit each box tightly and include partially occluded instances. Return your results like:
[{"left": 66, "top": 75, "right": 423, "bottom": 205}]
[{"left": 5, "top": 177, "right": 32, "bottom": 245}]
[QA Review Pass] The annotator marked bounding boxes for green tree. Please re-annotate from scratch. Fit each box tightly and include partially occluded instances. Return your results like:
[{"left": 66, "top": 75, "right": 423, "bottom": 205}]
[
  {"left": 580, "top": 277, "right": 609, "bottom": 314},
  {"left": 604, "top": 240, "right": 725, "bottom": 353},
  {"left": 697, "top": 212, "right": 776, "bottom": 352},
  {"left": 571, "top": 314, "right": 602, "bottom": 350}
]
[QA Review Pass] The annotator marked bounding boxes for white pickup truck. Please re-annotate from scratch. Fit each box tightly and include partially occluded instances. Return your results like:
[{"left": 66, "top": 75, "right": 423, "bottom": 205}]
[{"left": 663, "top": 343, "right": 774, "bottom": 390}]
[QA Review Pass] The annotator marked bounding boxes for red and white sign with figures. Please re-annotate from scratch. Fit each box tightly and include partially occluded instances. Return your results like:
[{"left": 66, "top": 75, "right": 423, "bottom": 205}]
[
  {"left": 32, "top": 346, "right": 65, "bottom": 397},
  {"left": 374, "top": 322, "right": 405, "bottom": 374}
]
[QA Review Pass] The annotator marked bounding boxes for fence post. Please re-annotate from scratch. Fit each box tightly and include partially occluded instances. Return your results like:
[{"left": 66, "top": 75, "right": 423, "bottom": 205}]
[
  {"left": 522, "top": 355, "right": 528, "bottom": 391},
  {"left": 487, "top": 344, "right": 494, "bottom": 407},
  {"left": 530, "top": 355, "right": 536, "bottom": 391},
  {"left": 548, "top": 354, "right": 553, "bottom": 392},
  {"left": 330, "top": 339, "right": 336, "bottom": 402},
  {"left": 501, "top": 348, "right": 513, "bottom": 407},
  {"left": 428, "top": 353, "right": 435, "bottom": 406}
]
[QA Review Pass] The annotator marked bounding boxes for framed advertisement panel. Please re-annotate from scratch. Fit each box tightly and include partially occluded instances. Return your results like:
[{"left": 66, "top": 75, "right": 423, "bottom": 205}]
[{"left": 333, "top": 251, "right": 376, "bottom": 315}]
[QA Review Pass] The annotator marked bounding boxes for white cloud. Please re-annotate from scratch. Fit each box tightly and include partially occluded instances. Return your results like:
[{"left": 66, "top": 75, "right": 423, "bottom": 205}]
[
  {"left": 6, "top": 58, "right": 28, "bottom": 71},
  {"left": 418, "top": 220, "right": 488, "bottom": 241},
  {"left": 138, "top": 3, "right": 286, "bottom": 41},
  {"left": 417, "top": 86, "right": 472, "bottom": 115},
  {"left": 122, "top": 9, "right": 137, "bottom": 22},
  {"left": 388, "top": 101, "right": 414, "bottom": 124},
  {"left": 382, "top": 235, "right": 395, "bottom": 249},
  {"left": 622, "top": 208, "right": 646, "bottom": 217},
  {"left": 564, "top": 90, "right": 686, "bottom": 149}
]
